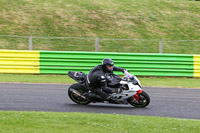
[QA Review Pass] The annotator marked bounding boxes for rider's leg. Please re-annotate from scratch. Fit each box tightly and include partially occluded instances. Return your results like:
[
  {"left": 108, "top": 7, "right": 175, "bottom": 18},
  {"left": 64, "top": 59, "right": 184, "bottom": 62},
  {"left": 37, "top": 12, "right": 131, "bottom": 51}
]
[
  {"left": 86, "top": 92, "right": 102, "bottom": 102},
  {"left": 100, "top": 75, "right": 121, "bottom": 94},
  {"left": 93, "top": 88, "right": 110, "bottom": 101}
]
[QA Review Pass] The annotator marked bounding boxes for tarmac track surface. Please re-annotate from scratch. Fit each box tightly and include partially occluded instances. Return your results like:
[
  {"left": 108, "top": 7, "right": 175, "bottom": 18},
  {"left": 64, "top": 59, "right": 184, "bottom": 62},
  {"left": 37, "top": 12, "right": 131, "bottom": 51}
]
[{"left": 0, "top": 83, "right": 200, "bottom": 120}]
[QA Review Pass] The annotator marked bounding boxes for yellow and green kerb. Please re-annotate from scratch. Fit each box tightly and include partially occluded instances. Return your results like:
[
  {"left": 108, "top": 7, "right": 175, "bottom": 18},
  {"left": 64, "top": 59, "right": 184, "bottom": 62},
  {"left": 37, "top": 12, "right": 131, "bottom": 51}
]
[{"left": 193, "top": 54, "right": 200, "bottom": 77}]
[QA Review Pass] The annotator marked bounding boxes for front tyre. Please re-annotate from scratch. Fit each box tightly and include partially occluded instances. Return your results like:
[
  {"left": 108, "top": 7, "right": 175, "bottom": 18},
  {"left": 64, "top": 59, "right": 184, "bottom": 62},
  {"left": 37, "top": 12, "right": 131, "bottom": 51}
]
[
  {"left": 127, "top": 91, "right": 150, "bottom": 108},
  {"left": 68, "top": 83, "right": 91, "bottom": 105}
]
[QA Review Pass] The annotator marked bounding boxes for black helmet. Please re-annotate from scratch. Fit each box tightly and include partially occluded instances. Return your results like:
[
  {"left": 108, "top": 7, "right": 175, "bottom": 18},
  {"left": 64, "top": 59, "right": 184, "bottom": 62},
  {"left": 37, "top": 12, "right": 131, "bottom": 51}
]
[{"left": 102, "top": 58, "right": 114, "bottom": 72}]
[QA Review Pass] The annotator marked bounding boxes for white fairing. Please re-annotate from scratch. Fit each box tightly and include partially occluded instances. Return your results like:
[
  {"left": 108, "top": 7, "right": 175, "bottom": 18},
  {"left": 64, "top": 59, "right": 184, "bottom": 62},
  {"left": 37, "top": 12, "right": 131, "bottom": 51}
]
[
  {"left": 134, "top": 76, "right": 141, "bottom": 87},
  {"left": 128, "top": 82, "right": 141, "bottom": 91},
  {"left": 120, "top": 81, "right": 141, "bottom": 91},
  {"left": 110, "top": 71, "right": 142, "bottom": 102}
]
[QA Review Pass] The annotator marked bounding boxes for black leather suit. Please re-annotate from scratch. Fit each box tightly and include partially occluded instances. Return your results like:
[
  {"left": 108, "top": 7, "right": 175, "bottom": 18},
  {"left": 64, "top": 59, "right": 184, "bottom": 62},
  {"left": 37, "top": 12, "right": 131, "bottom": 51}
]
[{"left": 86, "top": 64, "right": 124, "bottom": 102}]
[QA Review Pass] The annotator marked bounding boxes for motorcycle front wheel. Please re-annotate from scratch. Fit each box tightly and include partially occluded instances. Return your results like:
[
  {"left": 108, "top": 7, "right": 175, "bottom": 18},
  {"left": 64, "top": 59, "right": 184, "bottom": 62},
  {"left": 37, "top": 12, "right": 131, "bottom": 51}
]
[
  {"left": 68, "top": 83, "right": 91, "bottom": 105},
  {"left": 127, "top": 91, "right": 150, "bottom": 108}
]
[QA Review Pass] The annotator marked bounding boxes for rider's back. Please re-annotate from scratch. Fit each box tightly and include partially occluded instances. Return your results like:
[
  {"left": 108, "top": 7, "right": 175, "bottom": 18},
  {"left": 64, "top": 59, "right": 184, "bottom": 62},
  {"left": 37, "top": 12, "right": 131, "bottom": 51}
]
[{"left": 87, "top": 65, "right": 105, "bottom": 89}]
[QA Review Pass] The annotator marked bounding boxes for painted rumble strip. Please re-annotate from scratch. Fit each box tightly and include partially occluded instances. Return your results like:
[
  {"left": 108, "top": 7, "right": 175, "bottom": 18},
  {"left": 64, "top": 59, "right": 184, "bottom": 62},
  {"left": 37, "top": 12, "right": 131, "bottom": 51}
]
[
  {"left": 0, "top": 50, "right": 40, "bottom": 74},
  {"left": 193, "top": 54, "right": 200, "bottom": 77}
]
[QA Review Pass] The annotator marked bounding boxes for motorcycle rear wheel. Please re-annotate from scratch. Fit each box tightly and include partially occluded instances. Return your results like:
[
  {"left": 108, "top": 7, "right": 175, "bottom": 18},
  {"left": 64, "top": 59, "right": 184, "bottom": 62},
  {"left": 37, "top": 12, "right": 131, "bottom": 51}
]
[
  {"left": 127, "top": 91, "right": 150, "bottom": 107},
  {"left": 68, "top": 83, "right": 91, "bottom": 105}
]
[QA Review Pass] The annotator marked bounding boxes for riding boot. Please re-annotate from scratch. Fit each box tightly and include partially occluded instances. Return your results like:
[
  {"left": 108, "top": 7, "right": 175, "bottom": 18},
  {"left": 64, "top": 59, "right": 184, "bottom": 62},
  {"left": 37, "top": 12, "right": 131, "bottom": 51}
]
[{"left": 86, "top": 93, "right": 103, "bottom": 102}]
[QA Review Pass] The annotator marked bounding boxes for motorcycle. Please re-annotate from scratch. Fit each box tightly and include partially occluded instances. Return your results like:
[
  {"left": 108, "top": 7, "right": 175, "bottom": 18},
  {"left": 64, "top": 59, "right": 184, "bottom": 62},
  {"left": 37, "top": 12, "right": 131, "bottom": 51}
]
[{"left": 67, "top": 71, "right": 150, "bottom": 107}]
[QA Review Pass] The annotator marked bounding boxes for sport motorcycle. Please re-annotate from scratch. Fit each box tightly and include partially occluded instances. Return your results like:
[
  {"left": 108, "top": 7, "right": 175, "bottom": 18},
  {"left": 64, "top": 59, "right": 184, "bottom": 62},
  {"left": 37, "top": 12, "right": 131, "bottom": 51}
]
[{"left": 67, "top": 71, "right": 150, "bottom": 107}]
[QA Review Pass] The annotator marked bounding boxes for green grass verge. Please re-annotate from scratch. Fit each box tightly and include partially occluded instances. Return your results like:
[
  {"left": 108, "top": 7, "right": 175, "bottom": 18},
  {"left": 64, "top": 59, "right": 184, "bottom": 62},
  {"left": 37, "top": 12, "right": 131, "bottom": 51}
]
[
  {"left": 0, "top": 74, "right": 71, "bottom": 84},
  {"left": 0, "top": 111, "right": 199, "bottom": 133},
  {"left": 0, "top": 74, "right": 200, "bottom": 88}
]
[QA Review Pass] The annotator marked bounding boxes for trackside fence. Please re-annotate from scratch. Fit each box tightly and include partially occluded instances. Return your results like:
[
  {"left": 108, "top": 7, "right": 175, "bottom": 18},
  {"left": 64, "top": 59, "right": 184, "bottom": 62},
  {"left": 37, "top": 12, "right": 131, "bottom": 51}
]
[
  {"left": 0, "top": 50, "right": 200, "bottom": 77},
  {"left": 1, "top": 35, "right": 200, "bottom": 54}
]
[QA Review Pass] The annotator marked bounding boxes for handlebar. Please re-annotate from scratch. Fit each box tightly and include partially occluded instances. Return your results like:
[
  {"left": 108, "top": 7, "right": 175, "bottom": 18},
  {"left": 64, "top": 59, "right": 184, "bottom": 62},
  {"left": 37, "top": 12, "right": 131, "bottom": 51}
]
[
  {"left": 123, "top": 70, "right": 141, "bottom": 86},
  {"left": 124, "top": 70, "right": 132, "bottom": 77}
]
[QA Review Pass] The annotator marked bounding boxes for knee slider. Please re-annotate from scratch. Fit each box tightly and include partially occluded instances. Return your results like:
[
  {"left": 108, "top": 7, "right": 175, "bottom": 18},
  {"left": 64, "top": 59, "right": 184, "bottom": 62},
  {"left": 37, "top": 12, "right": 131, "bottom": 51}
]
[{"left": 100, "top": 76, "right": 106, "bottom": 82}]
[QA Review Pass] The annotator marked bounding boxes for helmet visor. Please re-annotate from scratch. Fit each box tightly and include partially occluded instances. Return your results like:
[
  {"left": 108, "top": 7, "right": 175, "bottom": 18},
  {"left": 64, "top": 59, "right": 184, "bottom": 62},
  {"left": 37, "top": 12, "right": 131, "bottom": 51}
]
[{"left": 106, "top": 65, "right": 113, "bottom": 71}]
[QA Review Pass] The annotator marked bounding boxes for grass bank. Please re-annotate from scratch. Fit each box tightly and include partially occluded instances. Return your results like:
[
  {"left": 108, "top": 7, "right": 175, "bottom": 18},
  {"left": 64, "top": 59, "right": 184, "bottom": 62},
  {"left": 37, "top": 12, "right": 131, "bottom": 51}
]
[
  {"left": 0, "top": 0, "right": 199, "bottom": 53},
  {"left": 0, "top": 111, "right": 199, "bottom": 133},
  {"left": 0, "top": 74, "right": 200, "bottom": 88}
]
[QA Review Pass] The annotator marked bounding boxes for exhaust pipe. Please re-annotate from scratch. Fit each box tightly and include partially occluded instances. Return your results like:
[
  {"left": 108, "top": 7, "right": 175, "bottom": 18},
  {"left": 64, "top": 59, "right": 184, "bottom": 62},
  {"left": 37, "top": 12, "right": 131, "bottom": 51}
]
[{"left": 70, "top": 89, "right": 86, "bottom": 99}]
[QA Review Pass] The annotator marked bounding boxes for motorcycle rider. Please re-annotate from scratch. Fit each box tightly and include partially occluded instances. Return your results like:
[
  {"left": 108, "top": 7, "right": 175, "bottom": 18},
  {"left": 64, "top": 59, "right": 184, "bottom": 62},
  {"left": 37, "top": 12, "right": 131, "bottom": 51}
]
[{"left": 86, "top": 58, "right": 126, "bottom": 102}]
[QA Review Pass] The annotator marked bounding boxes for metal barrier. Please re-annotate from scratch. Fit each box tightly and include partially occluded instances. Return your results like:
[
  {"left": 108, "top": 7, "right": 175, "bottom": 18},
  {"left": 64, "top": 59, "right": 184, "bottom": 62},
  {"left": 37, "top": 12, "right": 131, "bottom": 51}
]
[
  {"left": 40, "top": 51, "right": 197, "bottom": 77},
  {"left": 0, "top": 50, "right": 199, "bottom": 77},
  {"left": 193, "top": 55, "right": 200, "bottom": 77},
  {"left": 0, "top": 50, "right": 40, "bottom": 74}
]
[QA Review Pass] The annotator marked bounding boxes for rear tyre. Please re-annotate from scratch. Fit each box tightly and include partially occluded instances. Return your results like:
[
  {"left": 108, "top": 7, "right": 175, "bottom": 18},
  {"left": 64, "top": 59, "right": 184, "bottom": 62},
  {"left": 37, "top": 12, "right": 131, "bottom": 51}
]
[
  {"left": 68, "top": 83, "right": 91, "bottom": 105},
  {"left": 127, "top": 91, "right": 150, "bottom": 108}
]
